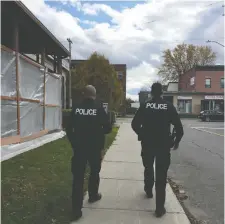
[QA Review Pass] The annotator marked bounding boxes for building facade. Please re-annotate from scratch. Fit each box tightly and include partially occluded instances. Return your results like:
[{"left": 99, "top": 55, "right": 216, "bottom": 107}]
[
  {"left": 163, "top": 65, "right": 224, "bottom": 115},
  {"left": 25, "top": 54, "right": 70, "bottom": 109},
  {"left": 178, "top": 65, "right": 224, "bottom": 113},
  {"left": 111, "top": 64, "right": 127, "bottom": 102},
  {"left": 139, "top": 91, "right": 151, "bottom": 105},
  {"left": 1, "top": 1, "right": 70, "bottom": 146}
]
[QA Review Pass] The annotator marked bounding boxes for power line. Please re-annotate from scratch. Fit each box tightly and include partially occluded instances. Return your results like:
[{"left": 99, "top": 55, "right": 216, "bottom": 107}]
[
  {"left": 154, "top": 38, "right": 224, "bottom": 45},
  {"left": 62, "top": 37, "right": 225, "bottom": 47},
  {"left": 207, "top": 40, "right": 225, "bottom": 47},
  {"left": 141, "top": 1, "right": 225, "bottom": 27}
]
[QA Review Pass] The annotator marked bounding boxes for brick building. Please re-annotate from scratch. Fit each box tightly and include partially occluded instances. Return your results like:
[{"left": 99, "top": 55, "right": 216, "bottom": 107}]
[
  {"left": 179, "top": 65, "right": 224, "bottom": 93},
  {"left": 163, "top": 65, "right": 224, "bottom": 115},
  {"left": 111, "top": 64, "right": 127, "bottom": 103}
]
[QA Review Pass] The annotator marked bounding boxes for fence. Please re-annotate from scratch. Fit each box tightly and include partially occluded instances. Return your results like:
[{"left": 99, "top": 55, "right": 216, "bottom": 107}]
[{"left": 1, "top": 45, "right": 62, "bottom": 146}]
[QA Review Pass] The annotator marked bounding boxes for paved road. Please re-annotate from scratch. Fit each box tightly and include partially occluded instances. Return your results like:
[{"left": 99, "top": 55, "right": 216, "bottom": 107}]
[
  {"left": 117, "top": 117, "right": 224, "bottom": 224},
  {"left": 168, "top": 119, "right": 224, "bottom": 224}
]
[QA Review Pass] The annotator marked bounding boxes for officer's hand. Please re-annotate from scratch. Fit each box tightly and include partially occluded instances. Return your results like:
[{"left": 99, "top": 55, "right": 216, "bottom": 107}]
[
  {"left": 173, "top": 143, "right": 179, "bottom": 150},
  {"left": 101, "top": 150, "right": 104, "bottom": 161}
]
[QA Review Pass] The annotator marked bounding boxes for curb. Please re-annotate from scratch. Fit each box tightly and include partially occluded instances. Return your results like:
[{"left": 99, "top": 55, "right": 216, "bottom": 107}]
[{"left": 168, "top": 178, "right": 205, "bottom": 224}]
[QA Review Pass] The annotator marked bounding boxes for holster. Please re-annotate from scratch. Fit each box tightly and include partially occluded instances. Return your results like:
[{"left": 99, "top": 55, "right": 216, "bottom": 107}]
[{"left": 137, "top": 128, "right": 143, "bottom": 141}]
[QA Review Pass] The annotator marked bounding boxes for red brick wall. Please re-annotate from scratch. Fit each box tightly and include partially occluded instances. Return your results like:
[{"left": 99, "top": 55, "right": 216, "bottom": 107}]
[
  {"left": 178, "top": 68, "right": 196, "bottom": 91},
  {"left": 195, "top": 70, "right": 224, "bottom": 93}
]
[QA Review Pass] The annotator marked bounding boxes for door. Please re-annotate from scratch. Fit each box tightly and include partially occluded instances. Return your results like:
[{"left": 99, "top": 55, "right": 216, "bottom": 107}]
[{"left": 201, "top": 100, "right": 209, "bottom": 111}]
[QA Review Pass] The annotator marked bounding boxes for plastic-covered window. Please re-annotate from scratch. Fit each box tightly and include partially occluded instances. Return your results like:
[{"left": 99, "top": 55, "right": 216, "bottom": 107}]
[
  {"left": 1, "top": 100, "right": 18, "bottom": 137},
  {"left": 20, "top": 101, "right": 44, "bottom": 137},
  {"left": 1, "top": 50, "right": 17, "bottom": 97},
  {"left": 19, "top": 55, "right": 44, "bottom": 101},
  {"left": 45, "top": 107, "right": 61, "bottom": 131},
  {"left": 45, "top": 73, "right": 61, "bottom": 105}
]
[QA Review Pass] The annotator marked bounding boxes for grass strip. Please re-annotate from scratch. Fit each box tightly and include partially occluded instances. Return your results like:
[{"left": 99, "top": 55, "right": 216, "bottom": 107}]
[{"left": 1, "top": 126, "right": 119, "bottom": 224}]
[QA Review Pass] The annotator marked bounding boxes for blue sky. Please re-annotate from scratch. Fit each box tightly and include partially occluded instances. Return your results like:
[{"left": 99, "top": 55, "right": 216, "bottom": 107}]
[
  {"left": 23, "top": 0, "right": 224, "bottom": 100},
  {"left": 46, "top": 1, "right": 146, "bottom": 29}
]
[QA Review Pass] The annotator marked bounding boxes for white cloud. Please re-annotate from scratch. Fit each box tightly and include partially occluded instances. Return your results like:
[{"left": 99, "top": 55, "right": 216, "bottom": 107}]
[
  {"left": 21, "top": 0, "right": 224, "bottom": 101},
  {"left": 126, "top": 93, "right": 139, "bottom": 101},
  {"left": 81, "top": 4, "right": 99, "bottom": 15},
  {"left": 127, "top": 62, "right": 158, "bottom": 90},
  {"left": 81, "top": 20, "right": 98, "bottom": 26}
]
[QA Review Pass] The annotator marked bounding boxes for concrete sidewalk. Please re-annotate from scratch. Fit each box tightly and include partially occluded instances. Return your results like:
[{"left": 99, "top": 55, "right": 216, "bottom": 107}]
[{"left": 74, "top": 123, "right": 190, "bottom": 223}]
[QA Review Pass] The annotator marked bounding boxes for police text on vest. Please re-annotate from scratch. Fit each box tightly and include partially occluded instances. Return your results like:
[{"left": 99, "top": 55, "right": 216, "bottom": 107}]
[
  {"left": 146, "top": 103, "right": 167, "bottom": 110},
  {"left": 75, "top": 108, "right": 97, "bottom": 115}
]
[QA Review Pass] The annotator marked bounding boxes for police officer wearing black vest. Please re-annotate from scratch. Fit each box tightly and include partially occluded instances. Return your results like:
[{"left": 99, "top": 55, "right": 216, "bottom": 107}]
[
  {"left": 131, "top": 82, "right": 184, "bottom": 218},
  {"left": 66, "top": 85, "right": 112, "bottom": 221}
]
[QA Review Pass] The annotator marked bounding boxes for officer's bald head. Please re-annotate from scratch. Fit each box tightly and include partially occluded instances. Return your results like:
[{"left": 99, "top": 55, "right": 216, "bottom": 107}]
[
  {"left": 83, "top": 85, "right": 97, "bottom": 100},
  {"left": 151, "top": 82, "right": 163, "bottom": 98}
]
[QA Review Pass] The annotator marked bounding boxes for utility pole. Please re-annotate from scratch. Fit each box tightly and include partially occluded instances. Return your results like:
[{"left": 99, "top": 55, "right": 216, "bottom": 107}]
[
  {"left": 67, "top": 38, "right": 73, "bottom": 108},
  {"left": 206, "top": 40, "right": 225, "bottom": 47}
]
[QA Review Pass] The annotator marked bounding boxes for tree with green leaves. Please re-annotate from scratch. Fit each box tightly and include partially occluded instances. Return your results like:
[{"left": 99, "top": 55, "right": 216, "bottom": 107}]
[
  {"left": 158, "top": 43, "right": 217, "bottom": 83},
  {"left": 71, "top": 52, "right": 123, "bottom": 111}
]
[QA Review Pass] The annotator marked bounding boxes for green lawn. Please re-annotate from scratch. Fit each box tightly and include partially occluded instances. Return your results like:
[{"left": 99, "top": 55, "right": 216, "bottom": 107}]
[{"left": 1, "top": 127, "right": 119, "bottom": 224}]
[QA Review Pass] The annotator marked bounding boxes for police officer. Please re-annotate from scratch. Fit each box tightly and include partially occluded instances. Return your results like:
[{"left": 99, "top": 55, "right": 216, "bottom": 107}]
[
  {"left": 66, "top": 85, "right": 112, "bottom": 221},
  {"left": 131, "top": 82, "right": 183, "bottom": 218}
]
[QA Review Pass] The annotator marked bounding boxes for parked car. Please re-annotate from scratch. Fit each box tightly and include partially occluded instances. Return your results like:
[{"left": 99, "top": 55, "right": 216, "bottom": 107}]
[{"left": 198, "top": 110, "right": 224, "bottom": 122}]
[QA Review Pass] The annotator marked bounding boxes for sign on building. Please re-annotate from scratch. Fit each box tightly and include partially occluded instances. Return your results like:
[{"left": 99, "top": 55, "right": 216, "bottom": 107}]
[
  {"left": 103, "top": 103, "right": 108, "bottom": 113},
  {"left": 62, "top": 59, "right": 70, "bottom": 71},
  {"left": 205, "top": 95, "right": 224, "bottom": 100},
  {"left": 177, "top": 96, "right": 192, "bottom": 100}
]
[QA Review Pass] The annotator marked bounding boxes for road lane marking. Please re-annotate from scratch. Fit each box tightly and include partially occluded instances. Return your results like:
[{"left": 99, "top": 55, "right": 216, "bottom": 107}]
[
  {"left": 191, "top": 127, "right": 224, "bottom": 137},
  {"left": 191, "top": 127, "right": 224, "bottom": 130}
]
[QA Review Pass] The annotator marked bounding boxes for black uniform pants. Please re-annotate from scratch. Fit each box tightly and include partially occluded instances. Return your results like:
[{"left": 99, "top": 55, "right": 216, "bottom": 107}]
[
  {"left": 141, "top": 143, "right": 171, "bottom": 210},
  {"left": 71, "top": 148, "right": 102, "bottom": 212}
]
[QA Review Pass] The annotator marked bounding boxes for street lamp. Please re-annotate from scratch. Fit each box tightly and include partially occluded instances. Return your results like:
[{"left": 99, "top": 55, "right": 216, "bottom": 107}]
[{"left": 206, "top": 40, "right": 225, "bottom": 47}]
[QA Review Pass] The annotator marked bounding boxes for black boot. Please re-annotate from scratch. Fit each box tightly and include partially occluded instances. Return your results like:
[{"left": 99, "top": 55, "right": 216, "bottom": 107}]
[
  {"left": 155, "top": 207, "right": 166, "bottom": 218},
  {"left": 145, "top": 191, "right": 153, "bottom": 198},
  {"left": 88, "top": 193, "right": 102, "bottom": 203},
  {"left": 71, "top": 210, "right": 82, "bottom": 222},
  {"left": 144, "top": 186, "right": 153, "bottom": 198}
]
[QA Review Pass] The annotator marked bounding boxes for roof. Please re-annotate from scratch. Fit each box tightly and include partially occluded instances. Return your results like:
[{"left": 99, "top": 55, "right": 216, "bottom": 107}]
[
  {"left": 184, "top": 65, "right": 224, "bottom": 74},
  {"left": 194, "top": 65, "right": 224, "bottom": 71},
  {"left": 112, "top": 64, "right": 127, "bottom": 67},
  {"left": 71, "top": 60, "right": 127, "bottom": 69},
  {"left": 1, "top": 1, "right": 70, "bottom": 57},
  {"left": 71, "top": 60, "right": 86, "bottom": 64},
  {"left": 163, "top": 91, "right": 224, "bottom": 95},
  {"left": 139, "top": 91, "right": 151, "bottom": 94}
]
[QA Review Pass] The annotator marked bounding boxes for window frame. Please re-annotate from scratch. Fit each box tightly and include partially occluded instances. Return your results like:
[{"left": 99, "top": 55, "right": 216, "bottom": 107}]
[
  {"left": 205, "top": 78, "right": 211, "bottom": 88},
  {"left": 177, "top": 99, "right": 192, "bottom": 114},
  {"left": 117, "top": 71, "right": 123, "bottom": 80},
  {"left": 220, "top": 78, "right": 224, "bottom": 89}
]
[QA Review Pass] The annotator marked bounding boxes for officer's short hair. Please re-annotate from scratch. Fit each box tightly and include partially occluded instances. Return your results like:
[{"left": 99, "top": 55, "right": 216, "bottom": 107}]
[
  {"left": 83, "top": 85, "right": 96, "bottom": 99},
  {"left": 151, "top": 82, "right": 163, "bottom": 97}
]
